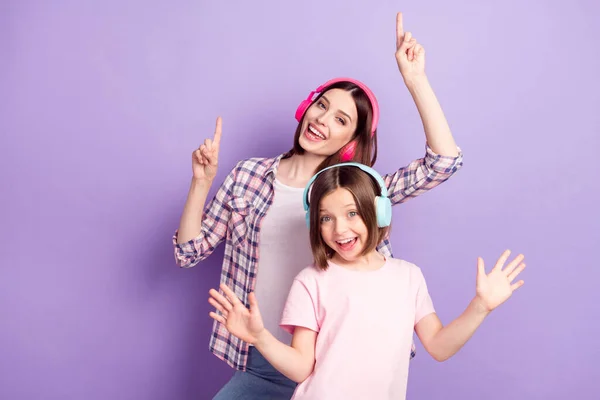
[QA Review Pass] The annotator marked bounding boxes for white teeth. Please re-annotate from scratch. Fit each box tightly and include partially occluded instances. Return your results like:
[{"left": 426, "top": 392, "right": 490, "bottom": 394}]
[
  {"left": 309, "top": 125, "right": 325, "bottom": 139},
  {"left": 337, "top": 238, "right": 355, "bottom": 244}
]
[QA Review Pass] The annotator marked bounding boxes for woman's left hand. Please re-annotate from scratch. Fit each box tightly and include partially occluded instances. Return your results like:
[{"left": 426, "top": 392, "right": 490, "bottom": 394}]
[{"left": 395, "top": 12, "right": 426, "bottom": 82}]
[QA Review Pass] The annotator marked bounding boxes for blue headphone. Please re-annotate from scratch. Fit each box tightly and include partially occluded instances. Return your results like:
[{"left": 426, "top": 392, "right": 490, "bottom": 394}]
[{"left": 302, "top": 162, "right": 392, "bottom": 229}]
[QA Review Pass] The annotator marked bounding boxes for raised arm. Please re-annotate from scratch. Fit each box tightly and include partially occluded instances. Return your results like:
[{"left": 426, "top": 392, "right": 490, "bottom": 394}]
[
  {"left": 395, "top": 11, "right": 459, "bottom": 157},
  {"left": 415, "top": 250, "right": 526, "bottom": 361},
  {"left": 382, "top": 147, "right": 462, "bottom": 205},
  {"left": 177, "top": 117, "right": 223, "bottom": 243},
  {"left": 173, "top": 117, "right": 233, "bottom": 268}
]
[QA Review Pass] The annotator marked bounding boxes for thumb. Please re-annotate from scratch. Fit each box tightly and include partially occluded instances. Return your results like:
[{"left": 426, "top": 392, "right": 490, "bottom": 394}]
[
  {"left": 476, "top": 257, "right": 486, "bottom": 279},
  {"left": 248, "top": 292, "right": 260, "bottom": 313}
]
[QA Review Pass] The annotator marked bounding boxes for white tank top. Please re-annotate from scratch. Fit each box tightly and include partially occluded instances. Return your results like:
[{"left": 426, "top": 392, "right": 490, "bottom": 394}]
[{"left": 253, "top": 178, "right": 314, "bottom": 344}]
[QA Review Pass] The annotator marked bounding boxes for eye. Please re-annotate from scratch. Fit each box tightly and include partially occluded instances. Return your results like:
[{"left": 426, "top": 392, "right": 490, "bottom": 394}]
[
  {"left": 317, "top": 101, "right": 326, "bottom": 109},
  {"left": 336, "top": 117, "right": 346, "bottom": 125},
  {"left": 320, "top": 215, "right": 331, "bottom": 223},
  {"left": 348, "top": 211, "right": 358, "bottom": 218}
]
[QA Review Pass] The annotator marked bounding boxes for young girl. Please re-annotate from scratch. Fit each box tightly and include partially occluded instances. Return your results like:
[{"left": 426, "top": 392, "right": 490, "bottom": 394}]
[
  {"left": 208, "top": 164, "right": 526, "bottom": 400},
  {"left": 175, "top": 12, "right": 463, "bottom": 399}
]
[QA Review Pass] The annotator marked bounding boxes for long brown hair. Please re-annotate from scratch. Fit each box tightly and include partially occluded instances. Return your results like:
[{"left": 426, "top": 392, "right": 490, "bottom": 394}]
[
  {"left": 288, "top": 81, "right": 379, "bottom": 173},
  {"left": 307, "top": 166, "right": 390, "bottom": 269}
]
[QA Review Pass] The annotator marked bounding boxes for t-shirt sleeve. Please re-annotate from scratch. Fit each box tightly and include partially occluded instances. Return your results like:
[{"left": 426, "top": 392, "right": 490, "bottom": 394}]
[
  {"left": 280, "top": 272, "right": 320, "bottom": 334},
  {"left": 414, "top": 269, "right": 436, "bottom": 326}
]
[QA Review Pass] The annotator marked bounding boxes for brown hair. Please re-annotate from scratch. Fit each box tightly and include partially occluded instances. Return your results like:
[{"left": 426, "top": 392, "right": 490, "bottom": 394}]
[
  {"left": 288, "top": 81, "right": 379, "bottom": 173},
  {"left": 307, "top": 166, "right": 390, "bottom": 269}
]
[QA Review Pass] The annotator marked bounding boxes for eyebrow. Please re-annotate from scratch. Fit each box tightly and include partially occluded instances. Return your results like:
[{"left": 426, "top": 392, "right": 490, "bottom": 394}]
[{"left": 321, "top": 95, "right": 353, "bottom": 122}]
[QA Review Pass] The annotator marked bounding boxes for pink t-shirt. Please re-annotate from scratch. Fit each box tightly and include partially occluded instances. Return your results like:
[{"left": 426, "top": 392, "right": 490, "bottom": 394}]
[{"left": 280, "top": 257, "right": 435, "bottom": 400}]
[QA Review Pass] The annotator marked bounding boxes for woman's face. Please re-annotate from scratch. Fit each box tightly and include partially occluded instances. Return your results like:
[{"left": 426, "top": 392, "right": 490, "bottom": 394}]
[{"left": 298, "top": 88, "right": 358, "bottom": 157}]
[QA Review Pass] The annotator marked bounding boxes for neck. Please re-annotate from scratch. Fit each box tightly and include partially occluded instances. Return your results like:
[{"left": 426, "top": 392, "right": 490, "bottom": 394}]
[
  {"left": 331, "top": 250, "right": 385, "bottom": 271},
  {"left": 277, "top": 152, "right": 327, "bottom": 187}
]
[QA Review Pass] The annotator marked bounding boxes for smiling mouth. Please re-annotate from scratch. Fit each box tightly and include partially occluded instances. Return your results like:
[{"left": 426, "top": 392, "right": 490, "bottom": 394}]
[
  {"left": 306, "top": 124, "right": 326, "bottom": 140},
  {"left": 335, "top": 237, "right": 357, "bottom": 251}
]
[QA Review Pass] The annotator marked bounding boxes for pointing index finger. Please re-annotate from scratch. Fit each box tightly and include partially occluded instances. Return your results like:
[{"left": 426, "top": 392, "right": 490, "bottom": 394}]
[
  {"left": 213, "top": 116, "right": 222, "bottom": 147},
  {"left": 396, "top": 12, "right": 404, "bottom": 46}
]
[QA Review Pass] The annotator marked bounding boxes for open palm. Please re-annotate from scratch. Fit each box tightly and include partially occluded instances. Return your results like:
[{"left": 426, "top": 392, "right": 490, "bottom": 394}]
[
  {"left": 476, "top": 250, "right": 526, "bottom": 312},
  {"left": 208, "top": 284, "right": 265, "bottom": 344}
]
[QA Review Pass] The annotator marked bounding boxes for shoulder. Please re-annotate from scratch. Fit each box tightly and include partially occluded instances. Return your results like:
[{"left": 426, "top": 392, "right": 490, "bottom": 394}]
[
  {"left": 291, "top": 264, "right": 329, "bottom": 290},
  {"left": 223, "top": 156, "right": 280, "bottom": 194},
  {"left": 294, "top": 264, "right": 323, "bottom": 281},
  {"left": 386, "top": 257, "right": 425, "bottom": 279},
  {"left": 234, "top": 156, "right": 279, "bottom": 175}
]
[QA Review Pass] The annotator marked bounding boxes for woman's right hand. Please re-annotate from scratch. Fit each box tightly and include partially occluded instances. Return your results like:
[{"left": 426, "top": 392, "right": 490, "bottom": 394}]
[
  {"left": 192, "top": 116, "right": 222, "bottom": 182},
  {"left": 209, "top": 284, "right": 266, "bottom": 345}
]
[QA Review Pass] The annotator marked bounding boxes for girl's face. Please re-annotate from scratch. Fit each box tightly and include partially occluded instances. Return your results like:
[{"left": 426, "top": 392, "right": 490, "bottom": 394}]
[
  {"left": 298, "top": 88, "right": 358, "bottom": 157},
  {"left": 318, "top": 187, "right": 369, "bottom": 264}
]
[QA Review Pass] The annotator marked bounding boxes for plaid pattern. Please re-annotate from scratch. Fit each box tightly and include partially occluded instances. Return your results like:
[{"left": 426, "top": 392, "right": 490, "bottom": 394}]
[{"left": 173, "top": 144, "right": 463, "bottom": 371}]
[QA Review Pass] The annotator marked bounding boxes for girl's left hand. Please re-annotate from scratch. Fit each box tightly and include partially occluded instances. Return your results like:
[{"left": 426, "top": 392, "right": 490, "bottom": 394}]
[
  {"left": 475, "top": 250, "right": 526, "bottom": 312},
  {"left": 395, "top": 12, "right": 426, "bottom": 81}
]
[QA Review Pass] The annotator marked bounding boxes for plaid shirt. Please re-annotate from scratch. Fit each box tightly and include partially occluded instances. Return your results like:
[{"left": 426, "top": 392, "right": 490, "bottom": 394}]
[{"left": 173, "top": 145, "right": 463, "bottom": 371}]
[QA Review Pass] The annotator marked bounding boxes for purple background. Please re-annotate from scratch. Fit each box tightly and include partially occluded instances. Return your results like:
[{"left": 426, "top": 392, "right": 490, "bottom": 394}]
[{"left": 1, "top": 1, "right": 599, "bottom": 399}]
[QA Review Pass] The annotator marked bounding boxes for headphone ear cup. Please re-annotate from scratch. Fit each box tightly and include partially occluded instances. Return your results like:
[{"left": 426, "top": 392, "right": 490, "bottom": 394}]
[
  {"left": 339, "top": 141, "right": 357, "bottom": 161},
  {"left": 295, "top": 99, "right": 312, "bottom": 122},
  {"left": 375, "top": 196, "right": 393, "bottom": 227}
]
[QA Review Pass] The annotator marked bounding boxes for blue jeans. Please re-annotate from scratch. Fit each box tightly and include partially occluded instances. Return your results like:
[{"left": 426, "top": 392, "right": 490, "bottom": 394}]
[{"left": 212, "top": 346, "right": 297, "bottom": 400}]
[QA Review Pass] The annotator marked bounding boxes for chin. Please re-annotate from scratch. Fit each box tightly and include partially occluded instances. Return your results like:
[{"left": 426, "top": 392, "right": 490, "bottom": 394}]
[{"left": 299, "top": 143, "right": 335, "bottom": 158}]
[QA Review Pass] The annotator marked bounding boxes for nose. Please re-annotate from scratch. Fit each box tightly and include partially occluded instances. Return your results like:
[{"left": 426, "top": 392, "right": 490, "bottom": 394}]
[
  {"left": 333, "top": 218, "right": 348, "bottom": 235},
  {"left": 316, "top": 110, "right": 328, "bottom": 126}
]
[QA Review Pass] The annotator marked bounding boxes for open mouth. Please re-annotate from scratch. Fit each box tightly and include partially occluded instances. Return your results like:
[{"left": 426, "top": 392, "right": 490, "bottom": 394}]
[
  {"left": 335, "top": 237, "right": 357, "bottom": 251},
  {"left": 304, "top": 124, "right": 326, "bottom": 141}
]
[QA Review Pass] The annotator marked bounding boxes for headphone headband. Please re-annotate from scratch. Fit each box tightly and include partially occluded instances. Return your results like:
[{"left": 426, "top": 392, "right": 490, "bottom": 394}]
[
  {"left": 302, "top": 162, "right": 392, "bottom": 228},
  {"left": 295, "top": 77, "right": 380, "bottom": 136}
]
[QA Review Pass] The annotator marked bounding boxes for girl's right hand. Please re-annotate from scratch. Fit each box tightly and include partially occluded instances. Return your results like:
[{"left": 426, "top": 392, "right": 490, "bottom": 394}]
[
  {"left": 209, "top": 283, "right": 266, "bottom": 345},
  {"left": 192, "top": 116, "right": 222, "bottom": 182}
]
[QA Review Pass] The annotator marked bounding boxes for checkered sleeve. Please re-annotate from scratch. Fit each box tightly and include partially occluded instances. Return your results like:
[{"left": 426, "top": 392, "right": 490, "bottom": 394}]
[
  {"left": 172, "top": 164, "right": 238, "bottom": 268},
  {"left": 384, "top": 144, "right": 463, "bottom": 205}
]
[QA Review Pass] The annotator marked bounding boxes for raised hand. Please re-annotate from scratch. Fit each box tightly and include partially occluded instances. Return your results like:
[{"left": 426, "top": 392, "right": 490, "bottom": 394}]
[
  {"left": 395, "top": 12, "right": 426, "bottom": 81},
  {"left": 192, "top": 116, "right": 222, "bottom": 182},
  {"left": 475, "top": 250, "right": 526, "bottom": 312},
  {"left": 208, "top": 283, "right": 265, "bottom": 344}
]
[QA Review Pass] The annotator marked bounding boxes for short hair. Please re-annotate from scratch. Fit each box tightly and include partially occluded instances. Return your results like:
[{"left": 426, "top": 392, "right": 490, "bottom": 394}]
[{"left": 307, "top": 166, "right": 390, "bottom": 269}]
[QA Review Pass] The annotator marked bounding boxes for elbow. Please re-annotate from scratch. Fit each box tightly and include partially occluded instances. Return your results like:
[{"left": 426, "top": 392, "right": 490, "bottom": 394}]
[
  {"left": 174, "top": 253, "right": 201, "bottom": 268},
  {"left": 174, "top": 245, "right": 207, "bottom": 268},
  {"left": 432, "top": 354, "right": 449, "bottom": 363},
  {"left": 426, "top": 346, "right": 450, "bottom": 362},
  {"left": 291, "top": 370, "right": 312, "bottom": 384},
  {"left": 430, "top": 349, "right": 454, "bottom": 362},
  {"left": 290, "top": 362, "right": 315, "bottom": 383},
  {"left": 174, "top": 253, "right": 192, "bottom": 268}
]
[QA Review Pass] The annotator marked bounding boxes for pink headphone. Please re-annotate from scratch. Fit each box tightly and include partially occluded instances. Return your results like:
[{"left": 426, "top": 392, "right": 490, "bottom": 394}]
[{"left": 294, "top": 78, "right": 380, "bottom": 161}]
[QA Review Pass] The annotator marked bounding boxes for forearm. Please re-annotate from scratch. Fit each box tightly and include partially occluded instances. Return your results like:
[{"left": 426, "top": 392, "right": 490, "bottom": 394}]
[
  {"left": 176, "top": 179, "right": 213, "bottom": 243},
  {"left": 254, "top": 329, "right": 314, "bottom": 383},
  {"left": 428, "top": 297, "right": 489, "bottom": 361},
  {"left": 405, "top": 75, "right": 459, "bottom": 157}
]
